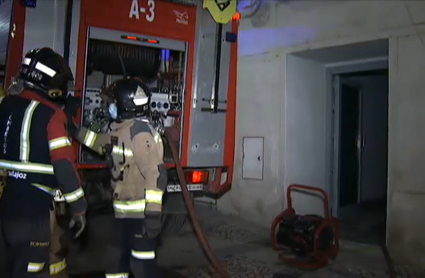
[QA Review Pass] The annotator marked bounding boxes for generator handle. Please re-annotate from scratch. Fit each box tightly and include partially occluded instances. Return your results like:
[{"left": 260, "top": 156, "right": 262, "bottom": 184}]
[{"left": 286, "top": 184, "right": 330, "bottom": 219}]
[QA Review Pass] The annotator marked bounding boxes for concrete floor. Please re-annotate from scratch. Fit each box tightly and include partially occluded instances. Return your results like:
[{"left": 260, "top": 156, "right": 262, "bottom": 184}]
[
  {"left": 67, "top": 203, "right": 425, "bottom": 278},
  {"left": 338, "top": 199, "right": 387, "bottom": 245}
]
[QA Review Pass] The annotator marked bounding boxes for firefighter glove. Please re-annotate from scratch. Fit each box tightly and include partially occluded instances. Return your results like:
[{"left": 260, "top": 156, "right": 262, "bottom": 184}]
[
  {"left": 63, "top": 96, "right": 80, "bottom": 137},
  {"left": 69, "top": 213, "right": 86, "bottom": 239},
  {"left": 67, "top": 120, "right": 78, "bottom": 138},
  {"left": 63, "top": 96, "right": 81, "bottom": 117},
  {"left": 144, "top": 213, "right": 162, "bottom": 238}
]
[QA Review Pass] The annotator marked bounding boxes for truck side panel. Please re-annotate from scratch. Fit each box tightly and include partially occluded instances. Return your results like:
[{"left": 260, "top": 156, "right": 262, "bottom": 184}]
[
  {"left": 184, "top": 5, "right": 232, "bottom": 168},
  {"left": 5, "top": 0, "right": 67, "bottom": 86},
  {"left": 0, "top": 0, "right": 13, "bottom": 67},
  {"left": 68, "top": 0, "right": 81, "bottom": 91},
  {"left": 4, "top": 0, "right": 25, "bottom": 87},
  {"left": 22, "top": 1, "right": 67, "bottom": 57}
]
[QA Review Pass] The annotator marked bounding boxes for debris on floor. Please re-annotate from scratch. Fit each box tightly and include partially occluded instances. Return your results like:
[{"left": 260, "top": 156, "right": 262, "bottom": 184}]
[{"left": 68, "top": 204, "right": 425, "bottom": 278}]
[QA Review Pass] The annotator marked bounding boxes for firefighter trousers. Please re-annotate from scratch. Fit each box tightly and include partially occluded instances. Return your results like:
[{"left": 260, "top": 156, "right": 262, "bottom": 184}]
[
  {"left": 105, "top": 218, "right": 160, "bottom": 278},
  {"left": 0, "top": 203, "right": 68, "bottom": 278},
  {"left": 49, "top": 203, "right": 68, "bottom": 278}
]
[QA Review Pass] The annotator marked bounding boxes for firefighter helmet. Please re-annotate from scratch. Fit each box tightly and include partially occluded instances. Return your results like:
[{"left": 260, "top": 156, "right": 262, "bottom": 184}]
[
  {"left": 102, "top": 78, "right": 151, "bottom": 121},
  {"left": 18, "top": 47, "right": 74, "bottom": 100}
]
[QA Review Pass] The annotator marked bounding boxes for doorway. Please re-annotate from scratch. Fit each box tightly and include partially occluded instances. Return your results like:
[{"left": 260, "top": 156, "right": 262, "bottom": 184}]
[
  {"left": 338, "top": 81, "right": 361, "bottom": 208},
  {"left": 332, "top": 69, "right": 389, "bottom": 245}
]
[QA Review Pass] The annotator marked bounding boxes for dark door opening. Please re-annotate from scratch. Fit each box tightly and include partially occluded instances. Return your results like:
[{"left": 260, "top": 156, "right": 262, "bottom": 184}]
[
  {"left": 339, "top": 83, "right": 361, "bottom": 208},
  {"left": 334, "top": 69, "right": 389, "bottom": 245}
]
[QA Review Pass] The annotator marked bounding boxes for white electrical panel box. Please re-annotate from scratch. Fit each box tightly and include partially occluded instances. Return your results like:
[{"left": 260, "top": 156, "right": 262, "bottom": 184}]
[{"left": 242, "top": 137, "right": 264, "bottom": 180}]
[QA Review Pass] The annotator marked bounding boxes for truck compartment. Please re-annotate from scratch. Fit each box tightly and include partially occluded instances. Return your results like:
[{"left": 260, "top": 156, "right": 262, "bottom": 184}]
[
  {"left": 79, "top": 31, "right": 187, "bottom": 166},
  {"left": 87, "top": 38, "right": 161, "bottom": 80}
]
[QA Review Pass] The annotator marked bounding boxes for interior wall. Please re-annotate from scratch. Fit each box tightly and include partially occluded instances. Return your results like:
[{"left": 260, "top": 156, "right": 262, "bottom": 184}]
[
  {"left": 344, "top": 74, "right": 388, "bottom": 202},
  {"left": 285, "top": 55, "right": 327, "bottom": 216}
]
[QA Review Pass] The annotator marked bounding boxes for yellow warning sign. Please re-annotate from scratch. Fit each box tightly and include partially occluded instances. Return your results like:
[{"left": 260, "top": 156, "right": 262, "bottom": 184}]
[{"left": 203, "top": 0, "right": 237, "bottom": 24}]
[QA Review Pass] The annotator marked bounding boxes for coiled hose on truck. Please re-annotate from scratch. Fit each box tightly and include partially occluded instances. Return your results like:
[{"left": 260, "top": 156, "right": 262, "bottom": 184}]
[{"left": 164, "top": 130, "right": 231, "bottom": 278}]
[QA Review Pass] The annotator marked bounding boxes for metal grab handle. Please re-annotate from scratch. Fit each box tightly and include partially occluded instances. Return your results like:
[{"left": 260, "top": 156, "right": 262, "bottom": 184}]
[
  {"left": 356, "top": 135, "right": 365, "bottom": 150},
  {"left": 357, "top": 135, "right": 361, "bottom": 150},
  {"left": 286, "top": 184, "right": 330, "bottom": 219}
]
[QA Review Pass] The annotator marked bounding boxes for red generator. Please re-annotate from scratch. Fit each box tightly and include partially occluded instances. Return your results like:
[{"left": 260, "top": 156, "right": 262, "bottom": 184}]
[{"left": 270, "top": 184, "right": 340, "bottom": 269}]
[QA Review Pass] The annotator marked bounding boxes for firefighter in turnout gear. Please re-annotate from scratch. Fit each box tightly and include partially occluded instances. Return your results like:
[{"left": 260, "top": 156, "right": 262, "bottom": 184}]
[
  {"left": 0, "top": 48, "right": 87, "bottom": 278},
  {"left": 66, "top": 78, "right": 166, "bottom": 278}
]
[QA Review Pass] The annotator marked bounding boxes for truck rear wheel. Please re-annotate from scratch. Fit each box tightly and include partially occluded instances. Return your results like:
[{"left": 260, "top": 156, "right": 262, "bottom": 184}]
[{"left": 161, "top": 213, "right": 188, "bottom": 234}]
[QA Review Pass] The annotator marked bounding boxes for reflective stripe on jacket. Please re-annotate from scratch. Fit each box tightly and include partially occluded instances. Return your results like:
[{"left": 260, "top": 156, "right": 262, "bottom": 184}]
[
  {"left": 76, "top": 118, "right": 166, "bottom": 218},
  {"left": 0, "top": 91, "right": 85, "bottom": 212}
]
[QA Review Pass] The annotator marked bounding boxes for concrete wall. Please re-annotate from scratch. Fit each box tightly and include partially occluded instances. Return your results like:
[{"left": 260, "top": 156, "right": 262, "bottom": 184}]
[
  {"left": 217, "top": 0, "right": 425, "bottom": 266},
  {"left": 387, "top": 33, "right": 425, "bottom": 266},
  {"left": 285, "top": 55, "right": 327, "bottom": 216}
]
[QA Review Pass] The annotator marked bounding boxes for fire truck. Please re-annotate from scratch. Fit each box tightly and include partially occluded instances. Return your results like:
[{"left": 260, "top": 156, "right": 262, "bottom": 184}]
[{"left": 4, "top": 0, "right": 238, "bottom": 232}]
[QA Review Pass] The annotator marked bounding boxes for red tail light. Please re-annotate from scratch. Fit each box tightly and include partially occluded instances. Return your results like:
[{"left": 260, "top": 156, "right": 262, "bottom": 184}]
[
  {"left": 146, "top": 39, "right": 159, "bottom": 44},
  {"left": 184, "top": 170, "right": 209, "bottom": 184},
  {"left": 123, "top": 35, "right": 138, "bottom": 41}
]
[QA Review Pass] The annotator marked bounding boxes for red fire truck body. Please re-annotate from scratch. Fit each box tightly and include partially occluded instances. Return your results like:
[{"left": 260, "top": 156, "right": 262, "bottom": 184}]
[{"left": 4, "top": 0, "right": 238, "bottom": 211}]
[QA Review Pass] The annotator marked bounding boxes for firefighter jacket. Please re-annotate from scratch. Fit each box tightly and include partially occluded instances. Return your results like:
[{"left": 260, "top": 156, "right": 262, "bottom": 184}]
[
  {"left": 0, "top": 90, "right": 86, "bottom": 215},
  {"left": 75, "top": 118, "right": 166, "bottom": 219}
]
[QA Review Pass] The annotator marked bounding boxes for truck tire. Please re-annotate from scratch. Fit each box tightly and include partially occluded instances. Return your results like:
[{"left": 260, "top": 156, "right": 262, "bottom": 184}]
[{"left": 161, "top": 213, "right": 188, "bottom": 234}]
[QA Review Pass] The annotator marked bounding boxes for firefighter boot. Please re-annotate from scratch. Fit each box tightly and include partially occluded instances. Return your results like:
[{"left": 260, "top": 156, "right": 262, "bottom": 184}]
[{"left": 50, "top": 205, "right": 68, "bottom": 277}]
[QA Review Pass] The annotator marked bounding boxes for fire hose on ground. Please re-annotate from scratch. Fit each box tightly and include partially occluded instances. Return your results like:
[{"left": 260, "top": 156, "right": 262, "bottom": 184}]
[{"left": 164, "top": 130, "right": 231, "bottom": 278}]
